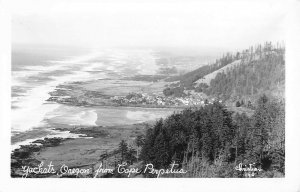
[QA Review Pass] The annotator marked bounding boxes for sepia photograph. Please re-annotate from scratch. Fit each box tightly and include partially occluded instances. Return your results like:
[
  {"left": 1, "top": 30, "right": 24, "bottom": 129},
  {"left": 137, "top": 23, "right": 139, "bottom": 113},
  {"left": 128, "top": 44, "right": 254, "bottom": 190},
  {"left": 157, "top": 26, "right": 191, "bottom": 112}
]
[{"left": 1, "top": 0, "right": 300, "bottom": 191}]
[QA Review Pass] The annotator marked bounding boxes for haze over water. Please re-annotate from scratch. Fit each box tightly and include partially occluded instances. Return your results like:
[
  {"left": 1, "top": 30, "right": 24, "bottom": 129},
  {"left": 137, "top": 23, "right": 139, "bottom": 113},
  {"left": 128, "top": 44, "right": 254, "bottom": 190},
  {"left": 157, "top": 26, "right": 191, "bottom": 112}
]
[{"left": 11, "top": 46, "right": 179, "bottom": 150}]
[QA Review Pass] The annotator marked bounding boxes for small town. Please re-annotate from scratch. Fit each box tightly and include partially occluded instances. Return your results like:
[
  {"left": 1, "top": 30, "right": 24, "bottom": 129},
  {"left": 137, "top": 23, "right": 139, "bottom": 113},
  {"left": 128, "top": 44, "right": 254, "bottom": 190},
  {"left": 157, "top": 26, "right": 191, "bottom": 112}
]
[{"left": 110, "top": 92, "right": 221, "bottom": 107}]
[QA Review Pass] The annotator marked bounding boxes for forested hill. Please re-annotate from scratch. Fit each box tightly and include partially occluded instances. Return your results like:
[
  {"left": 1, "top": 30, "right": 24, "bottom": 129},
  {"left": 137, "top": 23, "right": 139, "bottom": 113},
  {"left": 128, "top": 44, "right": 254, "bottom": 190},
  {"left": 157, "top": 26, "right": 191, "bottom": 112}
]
[
  {"left": 163, "top": 42, "right": 285, "bottom": 102},
  {"left": 139, "top": 95, "right": 285, "bottom": 177}
]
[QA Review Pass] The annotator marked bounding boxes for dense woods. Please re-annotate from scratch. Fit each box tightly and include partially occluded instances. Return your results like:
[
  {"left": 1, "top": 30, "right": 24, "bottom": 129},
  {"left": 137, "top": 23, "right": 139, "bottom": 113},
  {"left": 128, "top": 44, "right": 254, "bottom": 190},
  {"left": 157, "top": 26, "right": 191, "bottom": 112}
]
[{"left": 139, "top": 95, "right": 285, "bottom": 177}]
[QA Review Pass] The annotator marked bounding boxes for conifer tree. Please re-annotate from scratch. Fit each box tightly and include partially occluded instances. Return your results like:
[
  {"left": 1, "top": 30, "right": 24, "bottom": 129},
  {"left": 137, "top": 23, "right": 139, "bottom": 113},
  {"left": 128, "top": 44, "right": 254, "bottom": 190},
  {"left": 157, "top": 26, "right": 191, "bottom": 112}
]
[{"left": 119, "top": 140, "right": 128, "bottom": 163}]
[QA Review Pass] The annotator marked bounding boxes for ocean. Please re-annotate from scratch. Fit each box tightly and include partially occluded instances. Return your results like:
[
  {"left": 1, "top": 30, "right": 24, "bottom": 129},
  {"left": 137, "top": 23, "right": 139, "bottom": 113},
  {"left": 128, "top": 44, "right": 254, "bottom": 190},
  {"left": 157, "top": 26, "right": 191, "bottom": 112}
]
[{"left": 11, "top": 46, "right": 175, "bottom": 150}]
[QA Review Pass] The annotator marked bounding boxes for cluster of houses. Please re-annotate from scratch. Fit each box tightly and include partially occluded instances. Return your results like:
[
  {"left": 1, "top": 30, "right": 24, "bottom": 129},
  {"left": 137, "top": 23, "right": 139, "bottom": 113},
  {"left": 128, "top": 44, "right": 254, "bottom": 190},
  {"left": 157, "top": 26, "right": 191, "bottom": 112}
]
[{"left": 110, "top": 92, "right": 221, "bottom": 107}]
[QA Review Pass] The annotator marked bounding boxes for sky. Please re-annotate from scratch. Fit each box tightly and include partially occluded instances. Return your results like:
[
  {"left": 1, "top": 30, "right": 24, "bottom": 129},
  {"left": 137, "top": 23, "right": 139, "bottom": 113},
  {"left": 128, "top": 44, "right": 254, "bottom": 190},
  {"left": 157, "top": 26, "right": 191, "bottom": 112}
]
[{"left": 10, "top": 0, "right": 287, "bottom": 51}]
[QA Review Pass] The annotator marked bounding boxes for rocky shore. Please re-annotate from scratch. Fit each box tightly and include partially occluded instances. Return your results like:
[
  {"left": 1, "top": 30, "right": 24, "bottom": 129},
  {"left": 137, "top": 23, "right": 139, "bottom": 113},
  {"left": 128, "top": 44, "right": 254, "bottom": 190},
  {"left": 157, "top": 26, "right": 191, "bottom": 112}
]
[{"left": 11, "top": 123, "right": 149, "bottom": 178}]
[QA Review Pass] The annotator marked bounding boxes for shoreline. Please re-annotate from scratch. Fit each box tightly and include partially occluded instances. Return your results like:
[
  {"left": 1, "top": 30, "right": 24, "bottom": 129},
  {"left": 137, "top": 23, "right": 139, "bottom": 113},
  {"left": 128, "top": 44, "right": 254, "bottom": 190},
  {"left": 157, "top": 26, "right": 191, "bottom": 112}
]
[
  {"left": 11, "top": 122, "right": 149, "bottom": 178},
  {"left": 46, "top": 100, "right": 190, "bottom": 110},
  {"left": 12, "top": 74, "right": 254, "bottom": 178}
]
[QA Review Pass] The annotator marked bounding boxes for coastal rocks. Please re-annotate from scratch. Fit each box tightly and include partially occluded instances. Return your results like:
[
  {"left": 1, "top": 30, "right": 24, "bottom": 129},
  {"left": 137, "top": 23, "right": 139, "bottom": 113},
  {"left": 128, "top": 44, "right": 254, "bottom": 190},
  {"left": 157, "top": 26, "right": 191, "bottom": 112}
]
[
  {"left": 11, "top": 123, "right": 149, "bottom": 178},
  {"left": 31, "top": 137, "right": 69, "bottom": 147},
  {"left": 55, "top": 126, "right": 109, "bottom": 138},
  {"left": 47, "top": 85, "right": 112, "bottom": 106},
  {"left": 11, "top": 137, "right": 72, "bottom": 178}
]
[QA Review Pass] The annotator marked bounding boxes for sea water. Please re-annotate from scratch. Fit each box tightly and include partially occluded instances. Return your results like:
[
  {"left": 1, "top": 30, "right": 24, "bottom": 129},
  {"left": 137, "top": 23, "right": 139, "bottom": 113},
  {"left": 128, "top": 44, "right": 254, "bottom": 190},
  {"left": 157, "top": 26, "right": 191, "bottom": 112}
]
[{"left": 11, "top": 46, "right": 173, "bottom": 150}]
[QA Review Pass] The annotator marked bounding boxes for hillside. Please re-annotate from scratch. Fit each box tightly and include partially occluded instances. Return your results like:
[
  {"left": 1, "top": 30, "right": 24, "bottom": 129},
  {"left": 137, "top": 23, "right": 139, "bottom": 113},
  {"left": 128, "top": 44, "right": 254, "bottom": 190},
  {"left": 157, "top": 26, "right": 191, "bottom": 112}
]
[
  {"left": 165, "top": 52, "right": 236, "bottom": 89},
  {"left": 139, "top": 95, "right": 285, "bottom": 178},
  {"left": 195, "top": 59, "right": 241, "bottom": 86},
  {"left": 163, "top": 42, "right": 285, "bottom": 104}
]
